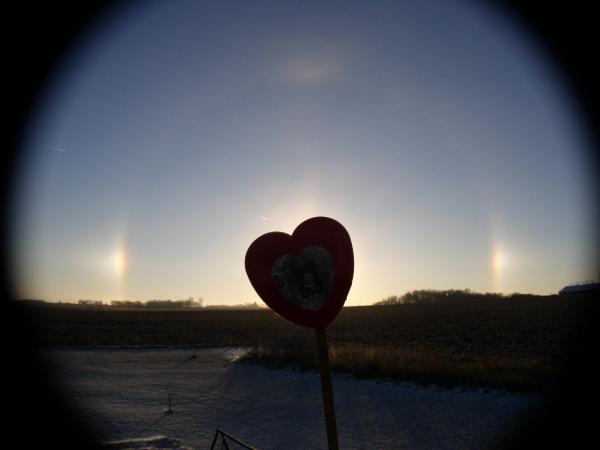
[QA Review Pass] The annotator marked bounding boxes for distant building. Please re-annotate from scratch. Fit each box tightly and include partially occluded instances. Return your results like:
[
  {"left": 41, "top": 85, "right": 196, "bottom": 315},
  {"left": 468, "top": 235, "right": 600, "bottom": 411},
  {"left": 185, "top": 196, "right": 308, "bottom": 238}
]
[{"left": 559, "top": 283, "right": 600, "bottom": 295}]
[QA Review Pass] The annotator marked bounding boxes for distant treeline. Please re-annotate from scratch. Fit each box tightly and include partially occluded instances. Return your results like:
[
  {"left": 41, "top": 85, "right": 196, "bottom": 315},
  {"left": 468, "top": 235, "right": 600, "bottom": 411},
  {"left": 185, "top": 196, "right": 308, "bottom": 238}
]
[
  {"left": 203, "top": 302, "right": 263, "bottom": 310},
  {"left": 20, "top": 298, "right": 264, "bottom": 310},
  {"left": 373, "top": 289, "right": 544, "bottom": 305},
  {"left": 101, "top": 299, "right": 263, "bottom": 310},
  {"left": 107, "top": 299, "right": 202, "bottom": 309}
]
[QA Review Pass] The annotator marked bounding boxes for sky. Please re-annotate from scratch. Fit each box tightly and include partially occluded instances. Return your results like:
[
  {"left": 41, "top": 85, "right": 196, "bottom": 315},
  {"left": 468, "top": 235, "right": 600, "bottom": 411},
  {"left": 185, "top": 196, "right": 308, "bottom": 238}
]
[{"left": 10, "top": 0, "right": 597, "bottom": 306}]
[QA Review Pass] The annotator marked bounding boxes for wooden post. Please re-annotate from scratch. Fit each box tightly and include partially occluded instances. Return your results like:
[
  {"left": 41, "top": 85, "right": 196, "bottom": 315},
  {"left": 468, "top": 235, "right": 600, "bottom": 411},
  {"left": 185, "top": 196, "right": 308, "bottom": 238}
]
[{"left": 315, "top": 327, "right": 339, "bottom": 450}]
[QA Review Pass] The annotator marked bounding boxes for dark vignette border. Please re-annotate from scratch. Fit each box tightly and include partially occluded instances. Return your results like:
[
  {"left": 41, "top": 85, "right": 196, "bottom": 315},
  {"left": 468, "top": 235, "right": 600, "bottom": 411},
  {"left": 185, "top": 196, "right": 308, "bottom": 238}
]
[{"left": 2, "top": 3, "right": 116, "bottom": 449}]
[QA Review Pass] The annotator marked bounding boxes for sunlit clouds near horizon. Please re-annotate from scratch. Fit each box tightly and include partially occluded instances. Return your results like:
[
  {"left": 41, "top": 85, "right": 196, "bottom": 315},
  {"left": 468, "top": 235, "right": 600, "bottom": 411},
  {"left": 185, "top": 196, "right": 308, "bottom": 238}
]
[{"left": 10, "top": 0, "right": 597, "bottom": 305}]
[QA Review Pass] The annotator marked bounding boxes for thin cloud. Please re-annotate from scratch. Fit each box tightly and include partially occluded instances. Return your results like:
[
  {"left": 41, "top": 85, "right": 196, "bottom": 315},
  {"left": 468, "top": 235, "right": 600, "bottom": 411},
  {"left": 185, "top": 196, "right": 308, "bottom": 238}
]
[{"left": 259, "top": 216, "right": 270, "bottom": 221}]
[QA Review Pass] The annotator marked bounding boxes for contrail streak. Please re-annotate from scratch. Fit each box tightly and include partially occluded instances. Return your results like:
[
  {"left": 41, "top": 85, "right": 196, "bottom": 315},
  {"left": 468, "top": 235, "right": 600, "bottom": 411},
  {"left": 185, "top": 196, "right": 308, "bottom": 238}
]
[{"left": 42, "top": 144, "right": 67, "bottom": 152}]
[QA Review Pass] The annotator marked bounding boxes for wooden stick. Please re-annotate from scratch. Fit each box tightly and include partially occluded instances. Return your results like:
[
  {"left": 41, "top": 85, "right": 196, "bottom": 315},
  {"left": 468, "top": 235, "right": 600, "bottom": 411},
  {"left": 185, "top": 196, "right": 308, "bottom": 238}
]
[{"left": 315, "top": 327, "right": 339, "bottom": 450}]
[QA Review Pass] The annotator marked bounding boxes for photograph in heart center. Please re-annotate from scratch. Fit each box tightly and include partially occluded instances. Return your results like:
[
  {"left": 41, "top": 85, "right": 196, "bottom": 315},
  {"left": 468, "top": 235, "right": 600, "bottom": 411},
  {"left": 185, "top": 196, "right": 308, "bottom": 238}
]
[{"left": 272, "top": 245, "right": 334, "bottom": 311}]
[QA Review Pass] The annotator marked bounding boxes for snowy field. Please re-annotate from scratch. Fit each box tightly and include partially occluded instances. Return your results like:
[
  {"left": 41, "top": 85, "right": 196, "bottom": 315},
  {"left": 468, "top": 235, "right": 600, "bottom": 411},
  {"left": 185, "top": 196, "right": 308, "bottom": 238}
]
[{"left": 45, "top": 348, "right": 543, "bottom": 449}]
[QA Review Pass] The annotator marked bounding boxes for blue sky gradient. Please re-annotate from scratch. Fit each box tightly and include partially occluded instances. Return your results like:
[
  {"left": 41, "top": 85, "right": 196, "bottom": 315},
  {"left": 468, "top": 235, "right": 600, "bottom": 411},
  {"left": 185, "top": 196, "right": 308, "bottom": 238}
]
[{"left": 11, "top": 0, "right": 596, "bottom": 305}]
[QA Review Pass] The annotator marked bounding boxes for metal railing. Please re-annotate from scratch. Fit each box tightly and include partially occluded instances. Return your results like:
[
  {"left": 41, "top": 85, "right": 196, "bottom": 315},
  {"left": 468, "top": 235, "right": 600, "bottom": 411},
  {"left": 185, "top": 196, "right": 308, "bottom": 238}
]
[{"left": 209, "top": 429, "right": 258, "bottom": 450}]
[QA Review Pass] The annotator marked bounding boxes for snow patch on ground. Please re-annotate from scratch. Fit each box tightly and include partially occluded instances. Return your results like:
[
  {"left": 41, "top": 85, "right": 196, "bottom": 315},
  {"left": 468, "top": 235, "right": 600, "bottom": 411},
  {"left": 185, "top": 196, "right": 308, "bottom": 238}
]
[
  {"left": 46, "top": 348, "right": 543, "bottom": 450},
  {"left": 102, "top": 435, "right": 194, "bottom": 449}
]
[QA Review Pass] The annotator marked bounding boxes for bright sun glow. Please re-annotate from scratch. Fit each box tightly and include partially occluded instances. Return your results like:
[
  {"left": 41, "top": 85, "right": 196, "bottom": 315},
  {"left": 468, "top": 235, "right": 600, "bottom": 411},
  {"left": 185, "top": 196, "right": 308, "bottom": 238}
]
[
  {"left": 110, "top": 244, "right": 127, "bottom": 279},
  {"left": 491, "top": 243, "right": 508, "bottom": 292},
  {"left": 493, "top": 249, "right": 506, "bottom": 275}
]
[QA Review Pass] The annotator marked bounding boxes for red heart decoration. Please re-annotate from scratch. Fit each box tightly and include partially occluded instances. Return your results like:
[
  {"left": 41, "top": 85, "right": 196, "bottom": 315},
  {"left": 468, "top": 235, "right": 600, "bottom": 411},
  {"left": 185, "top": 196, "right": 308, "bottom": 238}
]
[{"left": 245, "top": 217, "right": 354, "bottom": 329}]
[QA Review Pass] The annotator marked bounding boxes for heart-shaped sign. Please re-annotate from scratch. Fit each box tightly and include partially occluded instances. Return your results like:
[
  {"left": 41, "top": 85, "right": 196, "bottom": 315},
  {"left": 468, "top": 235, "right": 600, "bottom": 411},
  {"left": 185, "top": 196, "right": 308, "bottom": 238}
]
[{"left": 245, "top": 216, "right": 354, "bottom": 329}]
